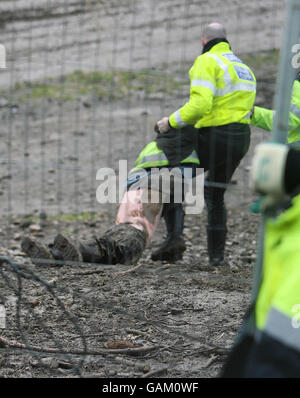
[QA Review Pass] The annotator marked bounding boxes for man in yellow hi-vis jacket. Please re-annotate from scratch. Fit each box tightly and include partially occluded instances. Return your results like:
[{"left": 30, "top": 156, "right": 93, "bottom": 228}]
[
  {"left": 221, "top": 142, "right": 300, "bottom": 377},
  {"left": 156, "top": 22, "right": 256, "bottom": 266}
]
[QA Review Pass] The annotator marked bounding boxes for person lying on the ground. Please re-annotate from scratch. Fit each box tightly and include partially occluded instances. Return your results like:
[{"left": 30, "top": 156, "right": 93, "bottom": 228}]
[
  {"left": 21, "top": 126, "right": 200, "bottom": 266},
  {"left": 251, "top": 71, "right": 300, "bottom": 144}
]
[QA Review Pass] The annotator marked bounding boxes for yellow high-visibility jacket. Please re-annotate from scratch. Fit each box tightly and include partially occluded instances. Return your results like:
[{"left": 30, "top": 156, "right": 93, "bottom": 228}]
[
  {"left": 168, "top": 41, "right": 256, "bottom": 129},
  {"left": 130, "top": 140, "right": 199, "bottom": 173},
  {"left": 251, "top": 80, "right": 300, "bottom": 143},
  {"left": 253, "top": 193, "right": 300, "bottom": 353}
]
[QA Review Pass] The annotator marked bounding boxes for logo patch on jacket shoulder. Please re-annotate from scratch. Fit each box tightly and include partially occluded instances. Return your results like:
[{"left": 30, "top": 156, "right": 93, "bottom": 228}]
[
  {"left": 222, "top": 53, "right": 243, "bottom": 64},
  {"left": 234, "top": 65, "right": 254, "bottom": 81}
]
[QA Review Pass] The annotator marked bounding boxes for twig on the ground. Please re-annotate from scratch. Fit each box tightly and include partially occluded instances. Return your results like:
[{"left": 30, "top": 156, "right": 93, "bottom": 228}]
[
  {"left": 197, "top": 345, "right": 229, "bottom": 355},
  {"left": 73, "top": 264, "right": 128, "bottom": 276},
  {"left": 203, "top": 354, "right": 218, "bottom": 368},
  {"left": 126, "top": 328, "right": 149, "bottom": 336},
  {"left": 113, "top": 262, "right": 143, "bottom": 276},
  {"left": 141, "top": 366, "right": 168, "bottom": 378},
  {"left": 155, "top": 263, "right": 173, "bottom": 273},
  {"left": 214, "top": 332, "right": 225, "bottom": 343},
  {"left": 0, "top": 336, "right": 159, "bottom": 356},
  {"left": 73, "top": 270, "right": 108, "bottom": 276}
]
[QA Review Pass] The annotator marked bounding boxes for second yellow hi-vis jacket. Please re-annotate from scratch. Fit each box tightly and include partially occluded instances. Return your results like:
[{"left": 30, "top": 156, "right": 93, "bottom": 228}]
[{"left": 168, "top": 41, "right": 257, "bottom": 129}]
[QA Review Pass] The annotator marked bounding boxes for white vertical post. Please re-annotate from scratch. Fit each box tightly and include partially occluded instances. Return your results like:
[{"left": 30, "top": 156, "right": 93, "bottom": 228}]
[
  {"left": 0, "top": 44, "right": 6, "bottom": 69},
  {"left": 271, "top": 0, "right": 300, "bottom": 143},
  {"left": 0, "top": 304, "right": 6, "bottom": 329}
]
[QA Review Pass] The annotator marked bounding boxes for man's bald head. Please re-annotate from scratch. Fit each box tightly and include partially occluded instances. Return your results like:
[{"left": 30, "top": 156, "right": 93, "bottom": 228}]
[{"left": 201, "top": 22, "right": 227, "bottom": 46}]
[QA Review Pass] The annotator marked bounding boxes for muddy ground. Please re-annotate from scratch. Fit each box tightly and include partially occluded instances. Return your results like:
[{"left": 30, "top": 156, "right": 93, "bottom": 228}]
[{"left": 0, "top": 0, "right": 287, "bottom": 379}]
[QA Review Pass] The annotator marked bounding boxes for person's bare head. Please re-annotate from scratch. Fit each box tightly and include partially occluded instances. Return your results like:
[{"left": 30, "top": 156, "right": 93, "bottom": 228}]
[{"left": 201, "top": 22, "right": 227, "bottom": 47}]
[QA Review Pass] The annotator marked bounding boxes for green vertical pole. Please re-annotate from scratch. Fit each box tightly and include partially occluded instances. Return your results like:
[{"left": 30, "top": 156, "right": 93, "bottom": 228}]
[
  {"left": 251, "top": 0, "right": 300, "bottom": 305},
  {"left": 243, "top": 0, "right": 300, "bottom": 340}
]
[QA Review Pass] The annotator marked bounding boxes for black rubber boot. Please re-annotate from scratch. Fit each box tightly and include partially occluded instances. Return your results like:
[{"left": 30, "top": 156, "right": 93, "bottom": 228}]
[
  {"left": 151, "top": 203, "right": 186, "bottom": 262},
  {"left": 206, "top": 225, "right": 227, "bottom": 266},
  {"left": 78, "top": 242, "right": 106, "bottom": 264},
  {"left": 21, "top": 236, "right": 74, "bottom": 265},
  {"left": 21, "top": 237, "right": 54, "bottom": 265},
  {"left": 51, "top": 234, "right": 82, "bottom": 262}
]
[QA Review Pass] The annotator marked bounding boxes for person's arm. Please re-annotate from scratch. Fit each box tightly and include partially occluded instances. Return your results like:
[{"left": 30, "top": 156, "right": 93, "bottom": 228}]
[
  {"left": 157, "top": 56, "right": 217, "bottom": 133},
  {"left": 168, "top": 86, "right": 214, "bottom": 129},
  {"left": 251, "top": 106, "right": 274, "bottom": 131},
  {"left": 168, "top": 55, "right": 216, "bottom": 129},
  {"left": 251, "top": 82, "right": 300, "bottom": 136},
  {"left": 252, "top": 105, "right": 300, "bottom": 143}
]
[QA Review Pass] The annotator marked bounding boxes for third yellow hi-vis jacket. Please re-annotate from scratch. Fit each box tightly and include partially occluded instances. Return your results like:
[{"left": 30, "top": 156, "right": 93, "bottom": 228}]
[
  {"left": 168, "top": 41, "right": 256, "bottom": 129},
  {"left": 251, "top": 80, "right": 300, "bottom": 144},
  {"left": 254, "top": 192, "right": 300, "bottom": 354}
]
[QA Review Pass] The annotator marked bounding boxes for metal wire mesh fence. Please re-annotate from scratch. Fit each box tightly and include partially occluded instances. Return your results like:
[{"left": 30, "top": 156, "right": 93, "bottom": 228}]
[{"left": 0, "top": 0, "right": 288, "bottom": 378}]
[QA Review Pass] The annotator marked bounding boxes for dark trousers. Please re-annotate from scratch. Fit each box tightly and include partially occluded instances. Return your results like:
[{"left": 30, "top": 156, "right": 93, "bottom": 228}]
[{"left": 196, "top": 123, "right": 251, "bottom": 228}]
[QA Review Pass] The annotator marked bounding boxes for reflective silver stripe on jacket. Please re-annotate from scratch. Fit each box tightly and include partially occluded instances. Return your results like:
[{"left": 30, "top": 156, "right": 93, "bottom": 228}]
[
  {"left": 174, "top": 110, "right": 189, "bottom": 127},
  {"left": 273, "top": 102, "right": 300, "bottom": 128},
  {"left": 291, "top": 103, "right": 300, "bottom": 119},
  {"left": 216, "top": 82, "right": 256, "bottom": 96},
  {"left": 262, "top": 307, "right": 300, "bottom": 352},
  {"left": 182, "top": 150, "right": 199, "bottom": 163},
  {"left": 206, "top": 54, "right": 256, "bottom": 96},
  {"left": 139, "top": 152, "right": 168, "bottom": 165},
  {"left": 136, "top": 149, "right": 199, "bottom": 170},
  {"left": 206, "top": 53, "right": 231, "bottom": 86},
  {"left": 188, "top": 149, "right": 199, "bottom": 160},
  {"left": 191, "top": 79, "right": 217, "bottom": 95}
]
